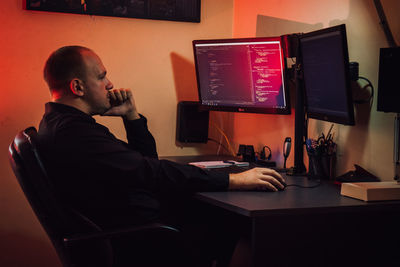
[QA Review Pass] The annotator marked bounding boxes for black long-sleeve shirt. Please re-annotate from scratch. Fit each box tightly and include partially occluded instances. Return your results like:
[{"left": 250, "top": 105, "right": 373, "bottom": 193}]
[{"left": 37, "top": 102, "right": 229, "bottom": 229}]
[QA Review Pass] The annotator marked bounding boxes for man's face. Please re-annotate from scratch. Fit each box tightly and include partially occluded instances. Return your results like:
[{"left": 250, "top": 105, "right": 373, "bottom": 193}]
[{"left": 81, "top": 51, "right": 114, "bottom": 115}]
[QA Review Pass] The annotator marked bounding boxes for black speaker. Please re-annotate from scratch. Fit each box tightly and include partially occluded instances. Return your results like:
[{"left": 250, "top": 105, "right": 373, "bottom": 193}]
[
  {"left": 377, "top": 47, "right": 400, "bottom": 113},
  {"left": 176, "top": 101, "right": 209, "bottom": 143}
]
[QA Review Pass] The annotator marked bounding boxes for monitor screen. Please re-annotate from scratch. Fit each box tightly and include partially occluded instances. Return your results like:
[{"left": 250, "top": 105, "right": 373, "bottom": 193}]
[
  {"left": 193, "top": 37, "right": 290, "bottom": 114},
  {"left": 299, "top": 24, "right": 355, "bottom": 125}
]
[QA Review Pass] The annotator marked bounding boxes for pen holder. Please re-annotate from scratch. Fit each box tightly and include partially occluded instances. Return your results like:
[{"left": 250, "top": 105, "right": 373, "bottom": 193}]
[{"left": 308, "top": 152, "right": 336, "bottom": 180}]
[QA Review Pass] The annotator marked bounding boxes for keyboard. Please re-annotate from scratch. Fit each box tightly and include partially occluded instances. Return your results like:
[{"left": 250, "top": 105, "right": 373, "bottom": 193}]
[
  {"left": 208, "top": 165, "right": 250, "bottom": 174},
  {"left": 207, "top": 163, "right": 287, "bottom": 174}
]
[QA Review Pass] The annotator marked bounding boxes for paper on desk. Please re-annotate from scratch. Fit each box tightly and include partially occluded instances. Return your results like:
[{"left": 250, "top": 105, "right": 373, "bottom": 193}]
[{"left": 189, "top": 161, "right": 249, "bottom": 169}]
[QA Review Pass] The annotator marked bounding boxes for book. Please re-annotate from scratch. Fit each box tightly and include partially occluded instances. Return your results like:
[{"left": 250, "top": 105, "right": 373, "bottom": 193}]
[
  {"left": 340, "top": 181, "right": 400, "bottom": 201},
  {"left": 189, "top": 161, "right": 249, "bottom": 169}
]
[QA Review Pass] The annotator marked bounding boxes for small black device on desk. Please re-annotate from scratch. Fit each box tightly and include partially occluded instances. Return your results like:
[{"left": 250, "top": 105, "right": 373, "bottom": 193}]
[{"left": 335, "top": 164, "right": 380, "bottom": 183}]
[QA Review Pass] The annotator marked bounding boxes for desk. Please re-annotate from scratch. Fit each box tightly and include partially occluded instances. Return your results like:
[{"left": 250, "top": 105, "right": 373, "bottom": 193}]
[{"left": 162, "top": 156, "right": 400, "bottom": 267}]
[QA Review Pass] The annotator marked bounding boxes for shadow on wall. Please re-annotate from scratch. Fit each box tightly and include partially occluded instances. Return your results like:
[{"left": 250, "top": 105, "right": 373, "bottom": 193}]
[
  {"left": 0, "top": 231, "right": 61, "bottom": 267},
  {"left": 339, "top": 80, "right": 373, "bottom": 174},
  {"left": 256, "top": 15, "right": 322, "bottom": 36},
  {"left": 170, "top": 52, "right": 199, "bottom": 102},
  {"left": 169, "top": 52, "right": 235, "bottom": 155}
]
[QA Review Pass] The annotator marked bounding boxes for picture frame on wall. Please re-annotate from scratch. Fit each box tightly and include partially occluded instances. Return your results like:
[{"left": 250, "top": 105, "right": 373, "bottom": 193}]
[{"left": 26, "top": 0, "right": 201, "bottom": 23}]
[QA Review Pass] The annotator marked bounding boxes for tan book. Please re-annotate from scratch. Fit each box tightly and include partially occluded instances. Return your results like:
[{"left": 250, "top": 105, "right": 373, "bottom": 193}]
[{"left": 340, "top": 181, "right": 400, "bottom": 201}]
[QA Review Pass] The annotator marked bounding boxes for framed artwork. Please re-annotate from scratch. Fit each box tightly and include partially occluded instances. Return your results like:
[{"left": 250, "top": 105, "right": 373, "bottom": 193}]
[{"left": 26, "top": 0, "right": 201, "bottom": 23}]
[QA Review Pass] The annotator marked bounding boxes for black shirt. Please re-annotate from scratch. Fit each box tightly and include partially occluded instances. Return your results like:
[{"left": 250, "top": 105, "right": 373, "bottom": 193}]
[{"left": 37, "top": 102, "right": 229, "bottom": 229}]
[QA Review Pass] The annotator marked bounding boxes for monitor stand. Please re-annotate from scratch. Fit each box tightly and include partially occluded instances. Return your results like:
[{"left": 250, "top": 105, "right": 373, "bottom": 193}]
[
  {"left": 395, "top": 114, "right": 400, "bottom": 183},
  {"left": 287, "top": 61, "right": 306, "bottom": 175}
]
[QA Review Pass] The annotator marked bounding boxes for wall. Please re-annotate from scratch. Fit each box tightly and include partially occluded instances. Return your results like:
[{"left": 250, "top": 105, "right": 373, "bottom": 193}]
[
  {"left": 232, "top": 0, "right": 400, "bottom": 179},
  {"left": 0, "top": 0, "right": 233, "bottom": 265}
]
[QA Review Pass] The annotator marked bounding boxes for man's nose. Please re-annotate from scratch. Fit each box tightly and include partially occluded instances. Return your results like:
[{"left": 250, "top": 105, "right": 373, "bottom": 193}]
[{"left": 106, "top": 80, "right": 113, "bottom": 90}]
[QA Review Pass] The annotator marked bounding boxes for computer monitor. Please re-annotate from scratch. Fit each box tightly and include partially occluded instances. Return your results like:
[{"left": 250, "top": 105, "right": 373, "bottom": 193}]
[
  {"left": 299, "top": 24, "right": 355, "bottom": 125},
  {"left": 193, "top": 37, "right": 290, "bottom": 114},
  {"left": 289, "top": 24, "right": 355, "bottom": 174}
]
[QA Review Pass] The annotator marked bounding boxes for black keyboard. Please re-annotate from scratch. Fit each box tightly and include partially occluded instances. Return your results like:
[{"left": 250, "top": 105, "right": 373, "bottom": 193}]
[
  {"left": 207, "top": 164, "right": 287, "bottom": 174},
  {"left": 208, "top": 165, "right": 250, "bottom": 174}
]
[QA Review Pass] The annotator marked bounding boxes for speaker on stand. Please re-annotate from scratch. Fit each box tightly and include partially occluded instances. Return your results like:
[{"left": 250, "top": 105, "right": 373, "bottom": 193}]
[
  {"left": 377, "top": 47, "right": 400, "bottom": 182},
  {"left": 176, "top": 101, "right": 209, "bottom": 143}
]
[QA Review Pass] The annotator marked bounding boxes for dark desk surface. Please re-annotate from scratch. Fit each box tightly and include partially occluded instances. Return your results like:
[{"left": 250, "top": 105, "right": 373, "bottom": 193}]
[
  {"left": 196, "top": 176, "right": 400, "bottom": 217},
  {"left": 162, "top": 155, "right": 400, "bottom": 267},
  {"left": 161, "top": 155, "right": 400, "bottom": 218}
]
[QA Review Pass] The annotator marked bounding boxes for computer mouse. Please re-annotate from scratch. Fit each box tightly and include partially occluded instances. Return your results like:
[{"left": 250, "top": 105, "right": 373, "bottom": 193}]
[{"left": 277, "top": 181, "right": 287, "bottom": 191}]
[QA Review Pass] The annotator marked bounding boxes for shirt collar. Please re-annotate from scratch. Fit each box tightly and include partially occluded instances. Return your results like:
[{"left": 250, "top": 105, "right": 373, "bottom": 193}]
[{"left": 44, "top": 102, "right": 95, "bottom": 121}]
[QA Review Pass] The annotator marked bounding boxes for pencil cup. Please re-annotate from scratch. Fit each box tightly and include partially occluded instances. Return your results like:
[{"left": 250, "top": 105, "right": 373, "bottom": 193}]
[{"left": 308, "top": 152, "right": 336, "bottom": 180}]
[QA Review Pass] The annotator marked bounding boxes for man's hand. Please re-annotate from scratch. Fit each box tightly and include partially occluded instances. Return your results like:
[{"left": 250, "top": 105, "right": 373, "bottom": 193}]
[
  {"left": 229, "top": 168, "right": 285, "bottom": 191},
  {"left": 103, "top": 88, "right": 140, "bottom": 120}
]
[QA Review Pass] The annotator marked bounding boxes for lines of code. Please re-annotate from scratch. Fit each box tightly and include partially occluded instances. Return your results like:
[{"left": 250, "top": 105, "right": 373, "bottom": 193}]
[{"left": 195, "top": 41, "right": 286, "bottom": 109}]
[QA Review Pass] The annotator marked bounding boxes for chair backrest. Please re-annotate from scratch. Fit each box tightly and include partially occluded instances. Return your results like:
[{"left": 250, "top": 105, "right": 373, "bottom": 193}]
[{"left": 8, "top": 127, "right": 112, "bottom": 267}]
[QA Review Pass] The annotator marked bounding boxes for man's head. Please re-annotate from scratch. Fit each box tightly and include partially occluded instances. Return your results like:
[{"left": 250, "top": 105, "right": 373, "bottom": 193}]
[
  {"left": 44, "top": 46, "right": 90, "bottom": 92},
  {"left": 44, "top": 46, "right": 114, "bottom": 115}
]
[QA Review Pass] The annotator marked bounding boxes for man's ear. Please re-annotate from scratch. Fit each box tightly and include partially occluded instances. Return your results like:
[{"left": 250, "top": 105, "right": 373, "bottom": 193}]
[{"left": 69, "top": 79, "right": 85, "bottom": 96}]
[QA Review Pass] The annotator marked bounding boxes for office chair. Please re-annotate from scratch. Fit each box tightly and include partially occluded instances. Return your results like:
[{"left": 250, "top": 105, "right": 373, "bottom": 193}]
[{"left": 8, "top": 127, "right": 184, "bottom": 267}]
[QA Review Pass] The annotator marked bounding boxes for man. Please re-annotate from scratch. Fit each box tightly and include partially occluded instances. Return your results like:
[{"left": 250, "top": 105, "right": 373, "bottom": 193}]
[{"left": 38, "top": 45, "right": 285, "bottom": 266}]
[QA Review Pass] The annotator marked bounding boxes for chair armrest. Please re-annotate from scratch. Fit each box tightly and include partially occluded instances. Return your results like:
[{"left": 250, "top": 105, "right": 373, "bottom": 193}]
[{"left": 63, "top": 222, "right": 180, "bottom": 246}]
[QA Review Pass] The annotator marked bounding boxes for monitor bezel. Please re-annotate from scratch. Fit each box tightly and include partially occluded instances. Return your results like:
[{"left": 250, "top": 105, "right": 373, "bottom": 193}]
[
  {"left": 192, "top": 36, "right": 291, "bottom": 115},
  {"left": 299, "top": 24, "right": 355, "bottom": 126}
]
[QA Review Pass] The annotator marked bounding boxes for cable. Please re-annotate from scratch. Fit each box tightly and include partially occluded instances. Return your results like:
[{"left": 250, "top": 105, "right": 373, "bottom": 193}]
[
  {"left": 216, "top": 134, "right": 223, "bottom": 155},
  {"left": 283, "top": 158, "right": 288, "bottom": 170},
  {"left": 353, "top": 76, "right": 374, "bottom": 104},
  {"left": 207, "top": 138, "right": 232, "bottom": 155},
  {"left": 260, "top": 146, "right": 272, "bottom": 160},
  {"left": 373, "top": 0, "right": 397, "bottom": 47},
  {"left": 210, "top": 122, "right": 236, "bottom": 156},
  {"left": 286, "top": 179, "right": 321, "bottom": 189},
  {"left": 211, "top": 123, "right": 235, "bottom": 156}
]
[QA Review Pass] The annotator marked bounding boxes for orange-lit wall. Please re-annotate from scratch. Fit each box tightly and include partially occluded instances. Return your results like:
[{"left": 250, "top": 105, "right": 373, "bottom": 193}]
[
  {"left": 233, "top": 0, "right": 400, "bottom": 178},
  {"left": 0, "top": 1, "right": 233, "bottom": 265}
]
